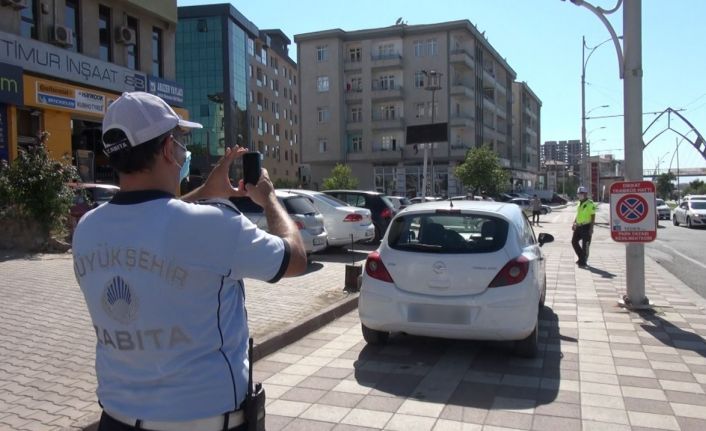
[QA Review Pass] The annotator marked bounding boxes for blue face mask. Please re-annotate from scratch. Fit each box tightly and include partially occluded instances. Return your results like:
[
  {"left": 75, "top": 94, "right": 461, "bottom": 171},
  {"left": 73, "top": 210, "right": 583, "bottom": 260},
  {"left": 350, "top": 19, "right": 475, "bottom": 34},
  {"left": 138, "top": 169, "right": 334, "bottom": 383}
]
[{"left": 173, "top": 137, "right": 191, "bottom": 182}]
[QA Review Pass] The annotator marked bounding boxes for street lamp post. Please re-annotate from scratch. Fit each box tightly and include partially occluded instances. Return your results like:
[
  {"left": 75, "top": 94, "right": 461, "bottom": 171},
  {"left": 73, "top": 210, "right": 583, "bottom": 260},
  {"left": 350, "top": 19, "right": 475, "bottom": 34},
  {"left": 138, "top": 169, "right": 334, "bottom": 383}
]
[
  {"left": 421, "top": 70, "right": 443, "bottom": 199},
  {"left": 568, "top": 0, "right": 647, "bottom": 308}
]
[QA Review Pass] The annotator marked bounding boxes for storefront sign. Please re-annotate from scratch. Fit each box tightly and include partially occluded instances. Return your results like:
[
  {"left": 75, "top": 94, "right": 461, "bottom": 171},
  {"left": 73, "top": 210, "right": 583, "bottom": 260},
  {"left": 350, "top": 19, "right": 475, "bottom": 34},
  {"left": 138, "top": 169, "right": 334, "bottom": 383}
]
[
  {"left": 0, "top": 30, "right": 146, "bottom": 93},
  {"left": 0, "top": 103, "right": 8, "bottom": 161},
  {"left": 148, "top": 76, "right": 183, "bottom": 106},
  {"left": 609, "top": 181, "right": 657, "bottom": 243},
  {"left": 29, "top": 77, "right": 108, "bottom": 116},
  {"left": 0, "top": 62, "right": 23, "bottom": 105}
]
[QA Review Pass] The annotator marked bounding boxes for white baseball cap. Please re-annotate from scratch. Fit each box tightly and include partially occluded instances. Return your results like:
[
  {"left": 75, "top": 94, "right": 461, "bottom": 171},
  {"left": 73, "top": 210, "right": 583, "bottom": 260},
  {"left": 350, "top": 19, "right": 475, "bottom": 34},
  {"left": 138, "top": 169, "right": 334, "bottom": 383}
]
[
  {"left": 577, "top": 186, "right": 588, "bottom": 194},
  {"left": 102, "top": 92, "right": 202, "bottom": 154}
]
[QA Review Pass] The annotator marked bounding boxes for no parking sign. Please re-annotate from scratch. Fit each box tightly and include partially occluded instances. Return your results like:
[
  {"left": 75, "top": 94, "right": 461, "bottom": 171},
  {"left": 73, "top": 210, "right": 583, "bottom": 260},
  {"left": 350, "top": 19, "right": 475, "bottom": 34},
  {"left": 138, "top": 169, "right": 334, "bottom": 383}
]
[{"left": 610, "top": 181, "right": 657, "bottom": 242}]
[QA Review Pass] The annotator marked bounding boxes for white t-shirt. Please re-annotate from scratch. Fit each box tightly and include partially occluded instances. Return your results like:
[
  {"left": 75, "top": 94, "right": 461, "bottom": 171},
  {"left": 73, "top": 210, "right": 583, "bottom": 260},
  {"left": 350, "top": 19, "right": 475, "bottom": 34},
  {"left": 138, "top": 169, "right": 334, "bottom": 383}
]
[{"left": 72, "top": 190, "right": 289, "bottom": 421}]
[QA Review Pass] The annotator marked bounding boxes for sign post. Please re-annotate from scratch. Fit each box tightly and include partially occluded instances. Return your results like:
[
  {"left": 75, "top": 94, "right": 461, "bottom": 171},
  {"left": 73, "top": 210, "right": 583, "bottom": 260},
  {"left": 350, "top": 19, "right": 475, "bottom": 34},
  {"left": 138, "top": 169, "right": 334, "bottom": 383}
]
[{"left": 610, "top": 181, "right": 656, "bottom": 243}]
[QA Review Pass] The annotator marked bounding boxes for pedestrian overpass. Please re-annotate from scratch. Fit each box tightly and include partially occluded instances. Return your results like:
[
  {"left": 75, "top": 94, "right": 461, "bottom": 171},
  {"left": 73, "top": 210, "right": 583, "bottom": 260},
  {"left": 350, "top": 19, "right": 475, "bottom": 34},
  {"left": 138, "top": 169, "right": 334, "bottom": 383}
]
[{"left": 643, "top": 167, "right": 706, "bottom": 177}]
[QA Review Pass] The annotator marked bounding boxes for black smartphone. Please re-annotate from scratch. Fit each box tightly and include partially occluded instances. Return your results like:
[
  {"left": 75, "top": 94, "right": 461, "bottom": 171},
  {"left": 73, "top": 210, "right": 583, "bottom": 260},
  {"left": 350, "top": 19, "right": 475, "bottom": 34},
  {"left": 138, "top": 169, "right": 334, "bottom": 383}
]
[{"left": 242, "top": 151, "right": 262, "bottom": 185}]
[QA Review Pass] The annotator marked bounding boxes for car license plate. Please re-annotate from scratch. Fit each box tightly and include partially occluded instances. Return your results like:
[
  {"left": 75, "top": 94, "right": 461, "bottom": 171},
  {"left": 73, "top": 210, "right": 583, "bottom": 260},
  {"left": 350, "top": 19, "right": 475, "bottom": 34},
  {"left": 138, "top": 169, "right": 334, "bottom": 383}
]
[
  {"left": 313, "top": 238, "right": 325, "bottom": 245},
  {"left": 407, "top": 304, "right": 471, "bottom": 325}
]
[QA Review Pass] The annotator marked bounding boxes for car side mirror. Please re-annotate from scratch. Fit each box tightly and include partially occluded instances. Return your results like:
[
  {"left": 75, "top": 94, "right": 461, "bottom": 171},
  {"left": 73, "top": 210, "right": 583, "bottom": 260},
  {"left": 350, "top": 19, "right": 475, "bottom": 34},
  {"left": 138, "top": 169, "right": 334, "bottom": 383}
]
[{"left": 538, "top": 233, "right": 554, "bottom": 247}]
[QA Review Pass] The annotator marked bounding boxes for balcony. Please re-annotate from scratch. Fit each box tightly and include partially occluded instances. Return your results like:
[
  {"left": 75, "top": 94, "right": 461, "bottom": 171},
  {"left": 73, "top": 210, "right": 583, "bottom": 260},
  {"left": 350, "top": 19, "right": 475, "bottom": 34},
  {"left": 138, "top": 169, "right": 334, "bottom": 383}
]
[
  {"left": 482, "top": 68, "right": 495, "bottom": 85},
  {"left": 372, "top": 114, "right": 405, "bottom": 130},
  {"left": 344, "top": 89, "right": 363, "bottom": 103},
  {"left": 371, "top": 84, "right": 403, "bottom": 100},
  {"left": 450, "top": 113, "right": 474, "bottom": 128},
  {"left": 344, "top": 59, "right": 363, "bottom": 72},
  {"left": 450, "top": 48, "right": 475, "bottom": 69},
  {"left": 449, "top": 82, "right": 474, "bottom": 99},
  {"left": 370, "top": 52, "right": 402, "bottom": 69}
]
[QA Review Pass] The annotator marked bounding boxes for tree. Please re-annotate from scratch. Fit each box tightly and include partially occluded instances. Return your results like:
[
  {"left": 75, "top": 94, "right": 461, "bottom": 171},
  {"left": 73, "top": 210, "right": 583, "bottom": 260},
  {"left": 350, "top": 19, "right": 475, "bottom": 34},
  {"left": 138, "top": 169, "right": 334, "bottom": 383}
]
[
  {"left": 322, "top": 164, "right": 358, "bottom": 190},
  {"left": 684, "top": 179, "right": 706, "bottom": 196},
  {"left": 454, "top": 146, "right": 509, "bottom": 196},
  {"left": 0, "top": 142, "right": 78, "bottom": 235},
  {"left": 655, "top": 172, "right": 676, "bottom": 199}
]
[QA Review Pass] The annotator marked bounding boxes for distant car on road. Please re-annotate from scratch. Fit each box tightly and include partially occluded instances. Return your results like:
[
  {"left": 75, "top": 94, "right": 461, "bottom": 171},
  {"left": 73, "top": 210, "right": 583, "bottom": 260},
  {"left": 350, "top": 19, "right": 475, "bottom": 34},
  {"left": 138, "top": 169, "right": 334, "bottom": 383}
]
[
  {"left": 386, "top": 196, "right": 412, "bottom": 211},
  {"left": 285, "top": 189, "right": 375, "bottom": 247},
  {"left": 68, "top": 183, "right": 119, "bottom": 229},
  {"left": 673, "top": 199, "right": 706, "bottom": 228},
  {"left": 409, "top": 196, "right": 442, "bottom": 204},
  {"left": 230, "top": 191, "right": 328, "bottom": 253},
  {"left": 655, "top": 198, "right": 671, "bottom": 220},
  {"left": 358, "top": 200, "right": 555, "bottom": 357},
  {"left": 509, "top": 198, "right": 552, "bottom": 215}
]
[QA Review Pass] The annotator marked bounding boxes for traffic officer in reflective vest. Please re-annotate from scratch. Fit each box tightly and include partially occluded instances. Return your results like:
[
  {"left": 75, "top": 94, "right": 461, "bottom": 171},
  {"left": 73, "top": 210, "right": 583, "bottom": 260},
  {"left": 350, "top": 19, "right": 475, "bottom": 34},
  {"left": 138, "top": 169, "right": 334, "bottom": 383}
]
[{"left": 572, "top": 186, "right": 596, "bottom": 268}]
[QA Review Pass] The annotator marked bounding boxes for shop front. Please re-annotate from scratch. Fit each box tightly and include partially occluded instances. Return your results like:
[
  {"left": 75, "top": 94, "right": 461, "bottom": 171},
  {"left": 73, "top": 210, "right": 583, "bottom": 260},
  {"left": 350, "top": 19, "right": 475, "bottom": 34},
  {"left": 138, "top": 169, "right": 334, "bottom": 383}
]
[{"left": 0, "top": 62, "right": 24, "bottom": 162}]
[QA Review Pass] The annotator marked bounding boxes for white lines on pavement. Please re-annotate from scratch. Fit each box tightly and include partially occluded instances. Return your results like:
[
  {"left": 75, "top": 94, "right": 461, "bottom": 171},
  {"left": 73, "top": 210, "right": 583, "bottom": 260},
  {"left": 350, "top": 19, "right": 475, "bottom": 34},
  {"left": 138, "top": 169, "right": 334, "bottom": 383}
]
[{"left": 655, "top": 242, "right": 706, "bottom": 271}]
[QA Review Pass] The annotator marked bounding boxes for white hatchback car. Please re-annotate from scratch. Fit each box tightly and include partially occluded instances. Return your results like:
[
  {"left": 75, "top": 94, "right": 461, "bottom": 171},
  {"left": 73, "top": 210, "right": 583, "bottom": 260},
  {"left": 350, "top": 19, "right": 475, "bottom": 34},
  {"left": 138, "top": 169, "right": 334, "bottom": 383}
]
[
  {"left": 285, "top": 189, "right": 375, "bottom": 246},
  {"left": 359, "top": 201, "right": 554, "bottom": 357}
]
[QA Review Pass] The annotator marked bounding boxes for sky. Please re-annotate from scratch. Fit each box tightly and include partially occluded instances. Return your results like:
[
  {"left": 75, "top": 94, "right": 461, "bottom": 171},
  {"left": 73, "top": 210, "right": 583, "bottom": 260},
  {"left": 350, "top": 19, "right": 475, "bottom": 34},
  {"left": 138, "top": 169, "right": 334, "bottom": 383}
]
[{"left": 178, "top": 0, "right": 706, "bottom": 180}]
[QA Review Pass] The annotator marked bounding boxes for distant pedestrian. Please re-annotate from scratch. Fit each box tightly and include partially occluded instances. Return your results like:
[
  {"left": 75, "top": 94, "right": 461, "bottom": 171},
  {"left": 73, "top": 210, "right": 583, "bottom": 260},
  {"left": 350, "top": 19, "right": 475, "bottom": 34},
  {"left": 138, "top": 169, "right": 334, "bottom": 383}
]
[
  {"left": 531, "top": 194, "right": 542, "bottom": 225},
  {"left": 572, "top": 186, "right": 596, "bottom": 267}
]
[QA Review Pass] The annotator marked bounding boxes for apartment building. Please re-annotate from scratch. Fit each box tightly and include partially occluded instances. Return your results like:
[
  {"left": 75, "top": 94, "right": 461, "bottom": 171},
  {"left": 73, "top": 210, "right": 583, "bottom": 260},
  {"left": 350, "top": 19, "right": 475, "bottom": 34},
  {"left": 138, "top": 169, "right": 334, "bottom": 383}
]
[
  {"left": 295, "top": 20, "right": 518, "bottom": 197},
  {"left": 248, "top": 29, "right": 300, "bottom": 185},
  {"left": 176, "top": 4, "right": 300, "bottom": 184},
  {"left": 541, "top": 139, "right": 589, "bottom": 175},
  {"left": 511, "top": 81, "right": 541, "bottom": 190},
  {"left": 0, "top": 0, "right": 183, "bottom": 182}
]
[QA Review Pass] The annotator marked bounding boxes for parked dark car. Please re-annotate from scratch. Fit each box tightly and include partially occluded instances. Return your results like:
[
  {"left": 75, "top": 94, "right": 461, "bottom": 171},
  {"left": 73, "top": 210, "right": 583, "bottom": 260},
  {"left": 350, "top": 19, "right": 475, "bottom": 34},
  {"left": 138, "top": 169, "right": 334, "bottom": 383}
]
[
  {"left": 323, "top": 190, "right": 396, "bottom": 241},
  {"left": 68, "top": 183, "right": 120, "bottom": 233}
]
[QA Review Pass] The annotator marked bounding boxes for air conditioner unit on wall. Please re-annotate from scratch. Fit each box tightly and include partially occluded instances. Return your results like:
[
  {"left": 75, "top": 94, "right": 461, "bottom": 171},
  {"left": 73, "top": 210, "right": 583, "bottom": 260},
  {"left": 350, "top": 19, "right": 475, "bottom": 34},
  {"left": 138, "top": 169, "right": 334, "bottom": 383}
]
[
  {"left": 51, "top": 25, "right": 74, "bottom": 47},
  {"left": 1, "top": 0, "right": 28, "bottom": 9},
  {"left": 116, "top": 26, "right": 136, "bottom": 45}
]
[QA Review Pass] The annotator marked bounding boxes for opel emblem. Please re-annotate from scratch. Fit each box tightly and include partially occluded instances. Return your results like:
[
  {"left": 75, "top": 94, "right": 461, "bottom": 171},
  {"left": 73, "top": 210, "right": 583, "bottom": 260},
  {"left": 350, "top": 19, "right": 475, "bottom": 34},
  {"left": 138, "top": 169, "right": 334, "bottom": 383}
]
[{"left": 432, "top": 261, "right": 446, "bottom": 274}]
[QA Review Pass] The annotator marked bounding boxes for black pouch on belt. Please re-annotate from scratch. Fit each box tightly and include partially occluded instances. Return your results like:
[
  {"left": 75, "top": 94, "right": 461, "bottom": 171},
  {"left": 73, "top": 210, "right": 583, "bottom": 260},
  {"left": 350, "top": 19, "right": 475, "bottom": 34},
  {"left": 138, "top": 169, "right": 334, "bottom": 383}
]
[{"left": 245, "top": 338, "right": 266, "bottom": 431}]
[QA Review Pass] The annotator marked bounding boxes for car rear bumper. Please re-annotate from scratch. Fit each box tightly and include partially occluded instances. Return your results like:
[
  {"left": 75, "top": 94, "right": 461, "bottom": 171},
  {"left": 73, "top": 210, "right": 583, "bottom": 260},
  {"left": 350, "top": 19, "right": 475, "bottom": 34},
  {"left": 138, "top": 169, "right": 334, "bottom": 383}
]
[
  {"left": 359, "top": 275, "right": 539, "bottom": 341},
  {"left": 328, "top": 224, "right": 376, "bottom": 246},
  {"left": 301, "top": 231, "right": 328, "bottom": 253}
]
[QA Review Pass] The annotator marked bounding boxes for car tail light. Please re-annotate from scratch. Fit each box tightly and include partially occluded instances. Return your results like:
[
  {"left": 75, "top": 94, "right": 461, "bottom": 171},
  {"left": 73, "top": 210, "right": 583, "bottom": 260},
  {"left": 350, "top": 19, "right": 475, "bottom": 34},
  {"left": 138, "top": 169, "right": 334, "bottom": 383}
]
[
  {"left": 489, "top": 256, "right": 529, "bottom": 287},
  {"left": 343, "top": 213, "right": 363, "bottom": 222},
  {"left": 381, "top": 208, "right": 393, "bottom": 219},
  {"left": 295, "top": 221, "right": 305, "bottom": 230},
  {"left": 365, "top": 251, "right": 394, "bottom": 283}
]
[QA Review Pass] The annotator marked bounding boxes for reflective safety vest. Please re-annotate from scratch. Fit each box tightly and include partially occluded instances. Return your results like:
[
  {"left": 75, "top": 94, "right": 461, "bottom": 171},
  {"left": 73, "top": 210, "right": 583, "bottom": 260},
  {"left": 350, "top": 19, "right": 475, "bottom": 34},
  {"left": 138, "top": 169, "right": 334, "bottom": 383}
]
[{"left": 576, "top": 199, "right": 596, "bottom": 225}]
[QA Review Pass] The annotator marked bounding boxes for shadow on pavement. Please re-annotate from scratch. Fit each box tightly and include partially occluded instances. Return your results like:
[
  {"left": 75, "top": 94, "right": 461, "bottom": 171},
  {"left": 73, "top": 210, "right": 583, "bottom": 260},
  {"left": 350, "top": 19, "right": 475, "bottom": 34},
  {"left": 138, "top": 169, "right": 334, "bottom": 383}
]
[
  {"left": 353, "top": 307, "right": 566, "bottom": 410},
  {"left": 584, "top": 265, "right": 616, "bottom": 279},
  {"left": 0, "top": 251, "right": 43, "bottom": 262},
  {"left": 638, "top": 308, "right": 706, "bottom": 357},
  {"left": 302, "top": 261, "right": 324, "bottom": 275}
]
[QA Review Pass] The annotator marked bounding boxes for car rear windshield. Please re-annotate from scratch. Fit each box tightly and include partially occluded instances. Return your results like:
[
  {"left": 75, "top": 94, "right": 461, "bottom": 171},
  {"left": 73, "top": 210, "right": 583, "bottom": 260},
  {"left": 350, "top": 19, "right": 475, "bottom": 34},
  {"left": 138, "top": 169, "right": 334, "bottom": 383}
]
[
  {"left": 387, "top": 212, "right": 509, "bottom": 254},
  {"left": 283, "top": 196, "right": 317, "bottom": 215},
  {"left": 91, "top": 187, "right": 118, "bottom": 202},
  {"left": 315, "top": 193, "right": 349, "bottom": 208},
  {"left": 691, "top": 201, "right": 706, "bottom": 210}
]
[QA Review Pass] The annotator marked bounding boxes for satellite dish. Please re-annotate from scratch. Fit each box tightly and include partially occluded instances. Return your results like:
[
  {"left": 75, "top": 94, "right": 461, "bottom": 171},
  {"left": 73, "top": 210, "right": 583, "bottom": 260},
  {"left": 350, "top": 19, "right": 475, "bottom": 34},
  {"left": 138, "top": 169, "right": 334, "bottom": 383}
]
[{"left": 395, "top": 17, "right": 403, "bottom": 25}]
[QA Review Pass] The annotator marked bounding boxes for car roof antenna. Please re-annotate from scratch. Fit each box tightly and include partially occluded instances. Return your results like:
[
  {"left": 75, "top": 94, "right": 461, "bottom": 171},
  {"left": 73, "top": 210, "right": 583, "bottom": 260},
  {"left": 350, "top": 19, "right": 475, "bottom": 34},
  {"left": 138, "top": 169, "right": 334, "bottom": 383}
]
[{"left": 449, "top": 199, "right": 454, "bottom": 208}]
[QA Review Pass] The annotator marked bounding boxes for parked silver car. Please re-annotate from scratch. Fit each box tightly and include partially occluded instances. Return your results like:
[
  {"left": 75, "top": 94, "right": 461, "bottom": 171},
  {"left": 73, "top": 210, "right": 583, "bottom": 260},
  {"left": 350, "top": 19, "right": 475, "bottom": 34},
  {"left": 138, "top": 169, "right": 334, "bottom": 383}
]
[
  {"left": 673, "top": 199, "right": 706, "bottom": 228},
  {"left": 229, "top": 191, "right": 328, "bottom": 253},
  {"left": 655, "top": 198, "right": 671, "bottom": 220},
  {"left": 509, "top": 198, "right": 552, "bottom": 215},
  {"left": 285, "top": 189, "right": 375, "bottom": 247}
]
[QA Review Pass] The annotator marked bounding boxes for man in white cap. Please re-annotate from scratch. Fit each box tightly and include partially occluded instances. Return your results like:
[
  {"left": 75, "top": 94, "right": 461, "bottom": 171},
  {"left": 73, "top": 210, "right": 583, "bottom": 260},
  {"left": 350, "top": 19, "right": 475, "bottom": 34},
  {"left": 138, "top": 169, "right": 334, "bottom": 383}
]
[
  {"left": 572, "top": 186, "right": 596, "bottom": 267},
  {"left": 72, "top": 92, "right": 306, "bottom": 431}
]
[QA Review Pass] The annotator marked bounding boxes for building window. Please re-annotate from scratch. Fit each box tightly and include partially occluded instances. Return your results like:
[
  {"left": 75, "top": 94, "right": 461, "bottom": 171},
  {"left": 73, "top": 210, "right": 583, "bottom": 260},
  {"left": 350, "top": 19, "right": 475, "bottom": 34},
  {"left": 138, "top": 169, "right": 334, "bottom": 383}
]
[
  {"left": 98, "top": 5, "right": 112, "bottom": 62},
  {"left": 414, "top": 71, "right": 425, "bottom": 88},
  {"left": 351, "top": 136, "right": 362, "bottom": 152},
  {"left": 381, "top": 105, "right": 396, "bottom": 120},
  {"left": 377, "top": 43, "right": 395, "bottom": 58},
  {"left": 247, "top": 38, "right": 255, "bottom": 55},
  {"left": 152, "top": 27, "right": 163, "bottom": 77},
  {"left": 126, "top": 16, "right": 139, "bottom": 70},
  {"left": 350, "top": 107, "right": 362, "bottom": 122},
  {"left": 376, "top": 75, "right": 395, "bottom": 90},
  {"left": 20, "top": 0, "right": 39, "bottom": 39},
  {"left": 317, "top": 107, "right": 330, "bottom": 123},
  {"left": 65, "top": 0, "right": 81, "bottom": 52},
  {"left": 316, "top": 76, "right": 329, "bottom": 92},
  {"left": 316, "top": 45, "right": 328, "bottom": 62},
  {"left": 349, "top": 47, "right": 361, "bottom": 62},
  {"left": 427, "top": 38, "right": 438, "bottom": 56},
  {"left": 414, "top": 40, "right": 424, "bottom": 57},
  {"left": 319, "top": 139, "right": 327, "bottom": 153},
  {"left": 381, "top": 136, "right": 397, "bottom": 151},
  {"left": 416, "top": 103, "right": 425, "bottom": 118}
]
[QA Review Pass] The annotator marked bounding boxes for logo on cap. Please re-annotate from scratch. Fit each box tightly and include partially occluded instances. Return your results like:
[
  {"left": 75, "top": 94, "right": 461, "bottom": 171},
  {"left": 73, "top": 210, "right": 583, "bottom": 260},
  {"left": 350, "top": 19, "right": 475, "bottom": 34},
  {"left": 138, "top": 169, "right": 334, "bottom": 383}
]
[{"left": 101, "top": 276, "right": 139, "bottom": 324}]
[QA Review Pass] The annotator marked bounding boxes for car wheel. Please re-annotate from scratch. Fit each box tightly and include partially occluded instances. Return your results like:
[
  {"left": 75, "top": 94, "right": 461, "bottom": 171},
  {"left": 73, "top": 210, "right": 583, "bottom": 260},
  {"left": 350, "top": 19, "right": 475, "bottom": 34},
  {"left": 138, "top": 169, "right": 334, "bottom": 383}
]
[
  {"left": 688, "top": 217, "right": 693, "bottom": 229},
  {"left": 673, "top": 215, "right": 679, "bottom": 226},
  {"left": 515, "top": 321, "right": 538, "bottom": 358},
  {"left": 362, "top": 324, "right": 389, "bottom": 345}
]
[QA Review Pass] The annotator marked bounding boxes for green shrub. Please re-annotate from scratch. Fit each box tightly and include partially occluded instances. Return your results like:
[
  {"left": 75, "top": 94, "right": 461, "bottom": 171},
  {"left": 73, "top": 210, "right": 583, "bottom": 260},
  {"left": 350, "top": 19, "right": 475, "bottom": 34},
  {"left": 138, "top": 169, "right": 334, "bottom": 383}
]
[{"left": 0, "top": 143, "right": 78, "bottom": 236}]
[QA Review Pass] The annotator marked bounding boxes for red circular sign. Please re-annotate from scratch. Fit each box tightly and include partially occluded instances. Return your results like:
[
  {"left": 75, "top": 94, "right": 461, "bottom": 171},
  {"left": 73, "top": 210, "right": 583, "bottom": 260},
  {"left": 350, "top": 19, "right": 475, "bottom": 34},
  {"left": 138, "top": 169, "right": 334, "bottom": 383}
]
[{"left": 616, "top": 194, "right": 648, "bottom": 223}]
